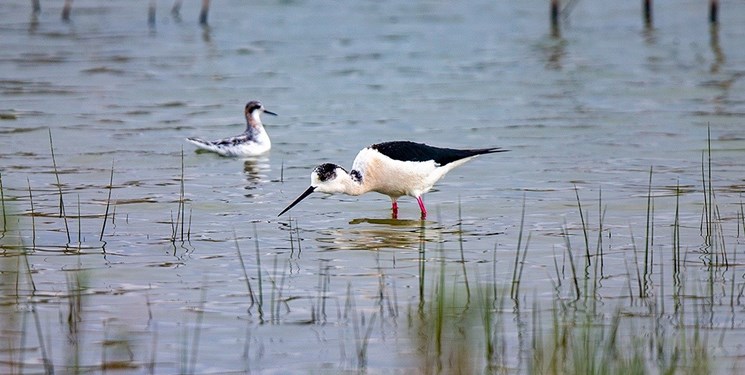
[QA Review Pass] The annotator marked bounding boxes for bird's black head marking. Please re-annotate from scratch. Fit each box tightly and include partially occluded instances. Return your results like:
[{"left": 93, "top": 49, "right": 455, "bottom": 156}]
[
  {"left": 245, "top": 101, "right": 263, "bottom": 114},
  {"left": 350, "top": 170, "right": 362, "bottom": 183},
  {"left": 314, "top": 163, "right": 343, "bottom": 182}
]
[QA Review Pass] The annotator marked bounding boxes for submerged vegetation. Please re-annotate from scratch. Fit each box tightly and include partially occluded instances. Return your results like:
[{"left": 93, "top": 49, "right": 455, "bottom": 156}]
[{"left": 0, "top": 132, "right": 743, "bottom": 373}]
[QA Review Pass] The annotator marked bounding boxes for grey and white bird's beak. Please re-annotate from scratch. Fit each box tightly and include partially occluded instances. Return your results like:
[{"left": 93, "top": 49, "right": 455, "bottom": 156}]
[
  {"left": 278, "top": 186, "right": 316, "bottom": 216},
  {"left": 263, "top": 109, "right": 278, "bottom": 116}
]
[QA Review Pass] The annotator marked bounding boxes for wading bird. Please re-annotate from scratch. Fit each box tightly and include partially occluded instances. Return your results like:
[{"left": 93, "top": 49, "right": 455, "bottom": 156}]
[
  {"left": 278, "top": 141, "right": 508, "bottom": 219},
  {"left": 186, "top": 101, "right": 276, "bottom": 157}
]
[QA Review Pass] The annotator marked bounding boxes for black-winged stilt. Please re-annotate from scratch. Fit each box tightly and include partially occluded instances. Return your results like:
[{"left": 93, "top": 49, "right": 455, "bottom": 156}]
[
  {"left": 278, "top": 141, "right": 508, "bottom": 219},
  {"left": 186, "top": 101, "right": 277, "bottom": 157}
]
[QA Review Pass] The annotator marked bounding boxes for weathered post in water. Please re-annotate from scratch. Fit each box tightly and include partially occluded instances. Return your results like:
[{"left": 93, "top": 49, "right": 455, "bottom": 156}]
[
  {"left": 200, "top": 0, "right": 210, "bottom": 26},
  {"left": 550, "top": 0, "right": 560, "bottom": 36},
  {"left": 62, "top": 0, "right": 73, "bottom": 21},
  {"left": 709, "top": 0, "right": 719, "bottom": 24},
  {"left": 643, "top": 0, "right": 653, "bottom": 26}
]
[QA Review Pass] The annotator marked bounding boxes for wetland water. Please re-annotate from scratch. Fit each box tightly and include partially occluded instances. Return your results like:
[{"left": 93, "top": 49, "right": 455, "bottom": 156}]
[{"left": 1, "top": 0, "right": 745, "bottom": 373}]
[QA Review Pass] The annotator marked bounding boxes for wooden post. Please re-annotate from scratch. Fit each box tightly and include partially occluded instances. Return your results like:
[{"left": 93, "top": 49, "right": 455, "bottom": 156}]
[
  {"left": 709, "top": 0, "right": 719, "bottom": 24},
  {"left": 643, "top": 0, "right": 653, "bottom": 26},
  {"left": 148, "top": 0, "right": 156, "bottom": 27},
  {"left": 199, "top": 0, "right": 210, "bottom": 26},
  {"left": 550, "top": 0, "right": 560, "bottom": 36}
]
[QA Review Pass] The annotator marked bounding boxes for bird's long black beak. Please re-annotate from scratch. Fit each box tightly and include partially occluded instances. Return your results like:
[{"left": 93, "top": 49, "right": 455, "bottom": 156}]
[
  {"left": 264, "top": 109, "right": 278, "bottom": 116},
  {"left": 278, "top": 186, "right": 315, "bottom": 216}
]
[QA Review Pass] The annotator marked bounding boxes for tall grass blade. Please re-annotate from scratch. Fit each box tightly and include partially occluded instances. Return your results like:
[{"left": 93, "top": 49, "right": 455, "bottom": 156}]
[
  {"left": 27, "top": 178, "right": 36, "bottom": 249},
  {"left": 673, "top": 180, "right": 681, "bottom": 284},
  {"left": 31, "top": 304, "right": 53, "bottom": 374},
  {"left": 644, "top": 165, "right": 654, "bottom": 280},
  {"left": 76, "top": 194, "right": 81, "bottom": 248},
  {"left": 708, "top": 125, "right": 713, "bottom": 244},
  {"left": 234, "top": 229, "right": 256, "bottom": 310},
  {"left": 596, "top": 187, "right": 606, "bottom": 277},
  {"left": 574, "top": 185, "right": 591, "bottom": 265},
  {"left": 100, "top": 159, "right": 115, "bottom": 242},
  {"left": 178, "top": 147, "right": 186, "bottom": 243},
  {"left": 457, "top": 198, "right": 471, "bottom": 302},
  {"left": 0, "top": 172, "right": 6, "bottom": 233},
  {"left": 629, "top": 226, "right": 645, "bottom": 298},
  {"left": 511, "top": 195, "right": 526, "bottom": 300},
  {"left": 49, "top": 128, "right": 71, "bottom": 243},
  {"left": 254, "top": 223, "right": 264, "bottom": 321},
  {"left": 562, "top": 219, "right": 580, "bottom": 300}
]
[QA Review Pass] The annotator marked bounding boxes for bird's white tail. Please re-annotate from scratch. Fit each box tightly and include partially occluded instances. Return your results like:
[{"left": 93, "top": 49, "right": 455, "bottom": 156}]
[{"left": 186, "top": 137, "right": 223, "bottom": 154}]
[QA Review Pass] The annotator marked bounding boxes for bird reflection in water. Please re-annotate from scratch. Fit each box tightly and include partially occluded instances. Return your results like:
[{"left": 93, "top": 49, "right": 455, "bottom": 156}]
[
  {"left": 315, "top": 218, "right": 446, "bottom": 252},
  {"left": 243, "top": 157, "right": 271, "bottom": 198}
]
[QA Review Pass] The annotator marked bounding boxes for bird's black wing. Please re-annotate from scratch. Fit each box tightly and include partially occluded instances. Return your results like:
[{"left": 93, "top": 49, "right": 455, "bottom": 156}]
[{"left": 370, "top": 141, "right": 506, "bottom": 166}]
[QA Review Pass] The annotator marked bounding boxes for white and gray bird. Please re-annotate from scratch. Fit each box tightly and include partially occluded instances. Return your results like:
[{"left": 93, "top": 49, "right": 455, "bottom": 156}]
[
  {"left": 186, "top": 100, "right": 277, "bottom": 157},
  {"left": 278, "top": 141, "right": 508, "bottom": 219}
]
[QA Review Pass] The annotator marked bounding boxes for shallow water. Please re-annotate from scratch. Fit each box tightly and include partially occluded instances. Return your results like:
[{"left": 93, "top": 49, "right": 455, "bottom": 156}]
[{"left": 1, "top": 0, "right": 745, "bottom": 373}]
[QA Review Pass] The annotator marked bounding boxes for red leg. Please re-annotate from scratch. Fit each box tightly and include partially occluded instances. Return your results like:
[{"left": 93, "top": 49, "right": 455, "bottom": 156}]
[
  {"left": 391, "top": 200, "right": 399, "bottom": 219},
  {"left": 416, "top": 196, "right": 427, "bottom": 219}
]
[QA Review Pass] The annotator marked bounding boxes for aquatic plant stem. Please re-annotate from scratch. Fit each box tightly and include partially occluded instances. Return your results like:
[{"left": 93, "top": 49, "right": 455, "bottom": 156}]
[
  {"left": 510, "top": 195, "right": 527, "bottom": 301},
  {"left": 254, "top": 223, "right": 264, "bottom": 320},
  {"left": 0, "top": 172, "right": 6, "bottom": 233},
  {"left": 562, "top": 218, "right": 580, "bottom": 300},
  {"left": 457, "top": 198, "right": 471, "bottom": 302},
  {"left": 100, "top": 159, "right": 115, "bottom": 242},
  {"left": 49, "top": 129, "right": 71, "bottom": 243},
  {"left": 234, "top": 230, "right": 256, "bottom": 309},
  {"left": 27, "top": 178, "right": 36, "bottom": 249}
]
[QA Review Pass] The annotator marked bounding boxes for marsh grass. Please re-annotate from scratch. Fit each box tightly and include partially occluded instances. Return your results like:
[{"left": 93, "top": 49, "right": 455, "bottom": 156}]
[
  {"left": 234, "top": 229, "right": 257, "bottom": 311},
  {"left": 26, "top": 178, "right": 36, "bottom": 249},
  {"left": 170, "top": 148, "right": 192, "bottom": 244},
  {"left": 49, "top": 129, "right": 71, "bottom": 244},
  {"left": 99, "top": 159, "right": 115, "bottom": 242},
  {"left": 0, "top": 172, "right": 6, "bottom": 233},
  {"left": 510, "top": 195, "right": 529, "bottom": 301},
  {"left": 1, "top": 134, "right": 743, "bottom": 373},
  {"left": 251, "top": 224, "right": 267, "bottom": 322}
]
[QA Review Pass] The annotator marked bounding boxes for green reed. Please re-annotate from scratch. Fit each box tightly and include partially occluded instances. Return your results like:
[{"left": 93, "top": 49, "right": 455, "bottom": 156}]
[
  {"left": 510, "top": 195, "right": 529, "bottom": 301},
  {"left": 645, "top": 166, "right": 654, "bottom": 282},
  {"left": 562, "top": 218, "right": 581, "bottom": 300},
  {"left": 457, "top": 198, "right": 471, "bottom": 302},
  {"left": 49, "top": 129, "right": 71, "bottom": 243},
  {"left": 100, "top": 159, "right": 115, "bottom": 242},
  {"left": 0, "top": 172, "right": 6, "bottom": 233},
  {"left": 65, "top": 266, "right": 89, "bottom": 372},
  {"left": 26, "top": 178, "right": 36, "bottom": 250},
  {"left": 574, "top": 185, "right": 591, "bottom": 265},
  {"left": 76, "top": 194, "right": 81, "bottom": 248},
  {"left": 2, "top": 132, "right": 739, "bottom": 373},
  {"left": 573, "top": 187, "right": 607, "bottom": 310},
  {"left": 698, "top": 126, "right": 729, "bottom": 267},
  {"left": 253, "top": 223, "right": 265, "bottom": 321},
  {"left": 170, "top": 148, "right": 191, "bottom": 243},
  {"left": 234, "top": 230, "right": 257, "bottom": 310}
]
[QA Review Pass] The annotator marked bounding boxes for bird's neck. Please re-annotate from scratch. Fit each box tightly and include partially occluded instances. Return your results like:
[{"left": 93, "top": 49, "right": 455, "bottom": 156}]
[
  {"left": 245, "top": 112, "right": 263, "bottom": 131},
  {"left": 244, "top": 113, "right": 269, "bottom": 144},
  {"left": 338, "top": 170, "right": 368, "bottom": 196}
]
